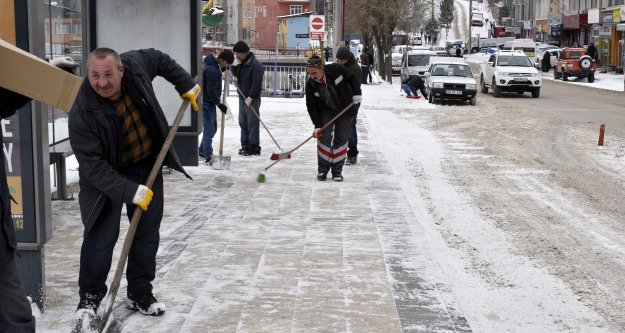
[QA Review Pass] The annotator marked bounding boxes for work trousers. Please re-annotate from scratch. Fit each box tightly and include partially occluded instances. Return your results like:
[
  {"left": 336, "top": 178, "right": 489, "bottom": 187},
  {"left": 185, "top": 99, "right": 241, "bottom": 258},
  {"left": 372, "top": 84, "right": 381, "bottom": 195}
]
[{"left": 317, "top": 112, "right": 352, "bottom": 175}]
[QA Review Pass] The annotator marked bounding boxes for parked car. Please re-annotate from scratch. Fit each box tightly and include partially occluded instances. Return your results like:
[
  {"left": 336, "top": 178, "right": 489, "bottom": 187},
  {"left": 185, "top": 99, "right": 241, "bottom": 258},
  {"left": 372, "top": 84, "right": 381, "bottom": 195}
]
[
  {"left": 471, "top": 12, "right": 484, "bottom": 27},
  {"left": 479, "top": 51, "right": 542, "bottom": 98},
  {"left": 502, "top": 39, "right": 537, "bottom": 57},
  {"left": 411, "top": 35, "right": 423, "bottom": 46},
  {"left": 425, "top": 58, "right": 477, "bottom": 105},
  {"left": 400, "top": 49, "right": 437, "bottom": 81},
  {"left": 554, "top": 47, "right": 596, "bottom": 82},
  {"left": 533, "top": 48, "right": 562, "bottom": 70},
  {"left": 429, "top": 46, "right": 449, "bottom": 57},
  {"left": 392, "top": 52, "right": 402, "bottom": 76}
]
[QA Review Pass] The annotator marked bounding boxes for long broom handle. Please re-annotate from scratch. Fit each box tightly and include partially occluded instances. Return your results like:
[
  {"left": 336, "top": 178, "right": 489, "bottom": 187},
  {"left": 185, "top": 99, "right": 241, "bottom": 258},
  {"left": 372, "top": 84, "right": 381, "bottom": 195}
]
[
  {"left": 219, "top": 75, "right": 227, "bottom": 157},
  {"left": 98, "top": 89, "right": 195, "bottom": 332},
  {"left": 263, "top": 101, "right": 355, "bottom": 172},
  {"left": 225, "top": 71, "right": 282, "bottom": 151}
]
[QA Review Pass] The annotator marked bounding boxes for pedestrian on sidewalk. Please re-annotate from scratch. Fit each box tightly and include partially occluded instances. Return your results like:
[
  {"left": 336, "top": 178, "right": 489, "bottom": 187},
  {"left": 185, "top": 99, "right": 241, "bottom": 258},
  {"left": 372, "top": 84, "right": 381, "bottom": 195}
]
[
  {"left": 360, "top": 48, "right": 374, "bottom": 84},
  {"left": 68, "top": 47, "right": 200, "bottom": 318},
  {"left": 1, "top": 59, "right": 78, "bottom": 333},
  {"left": 198, "top": 49, "right": 234, "bottom": 164},
  {"left": 335, "top": 46, "right": 362, "bottom": 166},
  {"left": 401, "top": 76, "right": 427, "bottom": 99},
  {"left": 231, "top": 40, "right": 264, "bottom": 156},
  {"left": 541, "top": 50, "right": 551, "bottom": 72},
  {"left": 305, "top": 56, "right": 362, "bottom": 182}
]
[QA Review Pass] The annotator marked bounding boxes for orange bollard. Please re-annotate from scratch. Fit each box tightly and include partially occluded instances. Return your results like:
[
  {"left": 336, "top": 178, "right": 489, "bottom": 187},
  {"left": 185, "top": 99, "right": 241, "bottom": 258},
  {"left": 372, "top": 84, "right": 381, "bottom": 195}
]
[{"left": 598, "top": 124, "right": 605, "bottom": 146}]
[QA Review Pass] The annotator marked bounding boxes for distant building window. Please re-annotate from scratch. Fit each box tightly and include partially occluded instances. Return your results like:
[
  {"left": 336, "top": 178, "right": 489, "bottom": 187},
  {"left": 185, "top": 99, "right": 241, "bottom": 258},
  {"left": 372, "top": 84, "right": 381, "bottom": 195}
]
[
  {"left": 72, "top": 23, "right": 81, "bottom": 34},
  {"left": 263, "top": 6, "right": 267, "bottom": 17},
  {"left": 243, "top": 28, "right": 252, "bottom": 40},
  {"left": 290, "top": 5, "right": 303, "bottom": 15},
  {"left": 55, "top": 23, "right": 70, "bottom": 35}
]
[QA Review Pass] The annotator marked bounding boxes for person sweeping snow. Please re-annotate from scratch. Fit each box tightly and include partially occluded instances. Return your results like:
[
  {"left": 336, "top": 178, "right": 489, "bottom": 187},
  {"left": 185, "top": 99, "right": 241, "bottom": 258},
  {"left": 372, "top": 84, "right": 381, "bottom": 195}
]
[{"left": 304, "top": 56, "right": 361, "bottom": 182}]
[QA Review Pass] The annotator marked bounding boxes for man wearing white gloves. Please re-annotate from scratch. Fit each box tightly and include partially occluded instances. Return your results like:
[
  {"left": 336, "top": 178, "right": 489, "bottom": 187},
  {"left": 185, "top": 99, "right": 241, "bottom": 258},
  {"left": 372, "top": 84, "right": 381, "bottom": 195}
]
[
  {"left": 68, "top": 48, "right": 199, "bottom": 319},
  {"left": 305, "top": 56, "right": 362, "bottom": 182},
  {"left": 231, "top": 40, "right": 264, "bottom": 156}
]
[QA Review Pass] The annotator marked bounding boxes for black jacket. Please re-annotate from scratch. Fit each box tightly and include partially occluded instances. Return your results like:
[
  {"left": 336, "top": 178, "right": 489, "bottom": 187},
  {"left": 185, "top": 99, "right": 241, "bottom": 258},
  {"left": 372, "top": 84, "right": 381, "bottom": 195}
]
[
  {"left": 343, "top": 55, "right": 363, "bottom": 85},
  {"left": 231, "top": 52, "right": 264, "bottom": 99},
  {"left": 68, "top": 48, "right": 195, "bottom": 234},
  {"left": 305, "top": 63, "right": 361, "bottom": 128},
  {"left": 0, "top": 88, "right": 30, "bottom": 250}
]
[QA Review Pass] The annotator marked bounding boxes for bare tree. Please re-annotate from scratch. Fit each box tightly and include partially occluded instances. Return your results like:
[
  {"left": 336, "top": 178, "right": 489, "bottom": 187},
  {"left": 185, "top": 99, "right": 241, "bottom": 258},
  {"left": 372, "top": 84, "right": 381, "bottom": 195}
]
[{"left": 346, "top": 0, "right": 429, "bottom": 83}]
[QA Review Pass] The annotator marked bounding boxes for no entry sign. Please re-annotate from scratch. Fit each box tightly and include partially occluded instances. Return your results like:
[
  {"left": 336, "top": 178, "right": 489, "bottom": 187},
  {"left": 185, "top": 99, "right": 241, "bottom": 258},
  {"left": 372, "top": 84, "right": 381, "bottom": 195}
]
[{"left": 309, "top": 15, "right": 325, "bottom": 41}]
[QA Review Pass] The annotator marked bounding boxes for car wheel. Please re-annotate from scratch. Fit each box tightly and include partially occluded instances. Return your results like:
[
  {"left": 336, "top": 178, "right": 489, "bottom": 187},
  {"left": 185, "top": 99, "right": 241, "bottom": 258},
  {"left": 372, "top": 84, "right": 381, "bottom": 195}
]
[
  {"left": 580, "top": 56, "right": 593, "bottom": 70},
  {"left": 554, "top": 70, "right": 561, "bottom": 79},
  {"left": 492, "top": 79, "right": 501, "bottom": 97},
  {"left": 470, "top": 95, "right": 477, "bottom": 105},
  {"left": 480, "top": 76, "right": 488, "bottom": 93},
  {"left": 588, "top": 72, "right": 595, "bottom": 83},
  {"left": 532, "top": 88, "right": 540, "bottom": 98},
  {"left": 428, "top": 92, "right": 434, "bottom": 104},
  {"left": 562, "top": 70, "right": 568, "bottom": 81}
]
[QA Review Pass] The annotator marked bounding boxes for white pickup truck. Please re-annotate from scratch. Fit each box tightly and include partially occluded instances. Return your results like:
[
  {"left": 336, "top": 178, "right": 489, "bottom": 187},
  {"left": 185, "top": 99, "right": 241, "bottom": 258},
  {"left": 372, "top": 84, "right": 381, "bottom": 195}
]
[{"left": 479, "top": 51, "right": 542, "bottom": 98}]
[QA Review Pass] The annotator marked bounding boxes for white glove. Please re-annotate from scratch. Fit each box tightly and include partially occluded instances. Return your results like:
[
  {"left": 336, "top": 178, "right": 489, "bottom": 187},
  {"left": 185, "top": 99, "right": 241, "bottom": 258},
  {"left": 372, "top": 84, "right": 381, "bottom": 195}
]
[
  {"left": 233, "top": 58, "right": 241, "bottom": 66},
  {"left": 132, "top": 185, "right": 153, "bottom": 211},
  {"left": 245, "top": 97, "right": 253, "bottom": 107},
  {"left": 312, "top": 128, "right": 323, "bottom": 138},
  {"left": 352, "top": 95, "right": 362, "bottom": 104}
]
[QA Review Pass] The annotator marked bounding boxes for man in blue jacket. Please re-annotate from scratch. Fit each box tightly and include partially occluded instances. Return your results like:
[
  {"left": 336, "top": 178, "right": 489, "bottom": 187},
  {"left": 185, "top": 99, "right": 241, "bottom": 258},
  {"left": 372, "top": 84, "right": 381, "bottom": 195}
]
[
  {"left": 198, "top": 50, "right": 234, "bottom": 164},
  {"left": 231, "top": 41, "right": 264, "bottom": 156},
  {"left": 68, "top": 48, "right": 200, "bottom": 320}
]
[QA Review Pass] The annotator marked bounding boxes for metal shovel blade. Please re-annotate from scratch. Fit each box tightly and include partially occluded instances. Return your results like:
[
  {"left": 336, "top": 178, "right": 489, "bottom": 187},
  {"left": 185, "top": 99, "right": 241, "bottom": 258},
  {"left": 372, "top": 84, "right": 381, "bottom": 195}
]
[{"left": 211, "top": 155, "right": 231, "bottom": 170}]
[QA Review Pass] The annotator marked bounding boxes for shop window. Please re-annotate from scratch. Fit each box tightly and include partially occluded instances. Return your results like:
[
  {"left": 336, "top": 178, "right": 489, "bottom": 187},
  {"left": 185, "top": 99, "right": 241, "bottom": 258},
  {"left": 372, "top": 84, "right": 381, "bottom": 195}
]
[{"left": 44, "top": 1, "right": 84, "bottom": 145}]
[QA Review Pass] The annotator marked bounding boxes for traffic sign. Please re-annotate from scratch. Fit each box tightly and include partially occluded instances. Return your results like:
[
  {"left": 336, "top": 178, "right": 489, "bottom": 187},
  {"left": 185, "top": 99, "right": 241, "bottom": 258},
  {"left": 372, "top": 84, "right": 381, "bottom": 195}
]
[
  {"left": 311, "top": 17, "right": 323, "bottom": 30},
  {"left": 309, "top": 15, "right": 325, "bottom": 41},
  {"left": 296, "top": 33, "right": 309, "bottom": 38}
]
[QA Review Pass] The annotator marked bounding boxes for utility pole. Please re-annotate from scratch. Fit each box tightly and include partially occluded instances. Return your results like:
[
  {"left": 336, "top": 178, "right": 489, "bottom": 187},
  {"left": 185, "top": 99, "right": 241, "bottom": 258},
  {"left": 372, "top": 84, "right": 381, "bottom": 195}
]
[{"left": 468, "top": 0, "right": 472, "bottom": 54}]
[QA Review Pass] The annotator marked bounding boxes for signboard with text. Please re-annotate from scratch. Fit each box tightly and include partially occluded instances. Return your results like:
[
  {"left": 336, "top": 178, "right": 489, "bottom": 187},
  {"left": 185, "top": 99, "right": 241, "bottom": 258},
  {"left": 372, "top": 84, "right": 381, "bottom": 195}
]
[{"left": 309, "top": 15, "right": 325, "bottom": 41}]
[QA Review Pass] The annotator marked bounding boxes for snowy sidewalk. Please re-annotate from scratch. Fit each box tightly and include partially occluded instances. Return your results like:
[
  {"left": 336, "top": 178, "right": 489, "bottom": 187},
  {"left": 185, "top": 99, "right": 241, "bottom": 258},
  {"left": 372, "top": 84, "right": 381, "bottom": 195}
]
[{"left": 37, "top": 85, "right": 470, "bottom": 332}]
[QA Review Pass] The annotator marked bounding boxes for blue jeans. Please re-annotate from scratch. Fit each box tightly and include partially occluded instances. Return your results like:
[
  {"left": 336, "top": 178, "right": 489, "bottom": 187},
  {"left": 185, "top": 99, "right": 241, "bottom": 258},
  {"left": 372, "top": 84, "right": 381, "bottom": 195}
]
[
  {"left": 199, "top": 104, "right": 217, "bottom": 158},
  {"left": 238, "top": 97, "right": 261, "bottom": 151},
  {"left": 401, "top": 84, "right": 417, "bottom": 96},
  {"left": 78, "top": 157, "right": 163, "bottom": 298},
  {"left": 348, "top": 104, "right": 360, "bottom": 158}
]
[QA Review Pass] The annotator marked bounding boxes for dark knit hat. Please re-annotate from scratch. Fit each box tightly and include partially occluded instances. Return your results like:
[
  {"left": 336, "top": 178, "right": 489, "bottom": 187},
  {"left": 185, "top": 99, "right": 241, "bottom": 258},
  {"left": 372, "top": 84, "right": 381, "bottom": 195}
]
[
  {"left": 336, "top": 46, "right": 352, "bottom": 60},
  {"left": 306, "top": 56, "right": 324, "bottom": 69},
  {"left": 232, "top": 41, "right": 250, "bottom": 53},
  {"left": 218, "top": 49, "right": 234, "bottom": 64}
]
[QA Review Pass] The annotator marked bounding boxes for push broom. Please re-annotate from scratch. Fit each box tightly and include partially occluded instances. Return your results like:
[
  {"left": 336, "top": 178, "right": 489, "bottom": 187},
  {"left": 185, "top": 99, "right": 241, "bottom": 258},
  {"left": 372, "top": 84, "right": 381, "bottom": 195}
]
[{"left": 257, "top": 101, "right": 355, "bottom": 183}]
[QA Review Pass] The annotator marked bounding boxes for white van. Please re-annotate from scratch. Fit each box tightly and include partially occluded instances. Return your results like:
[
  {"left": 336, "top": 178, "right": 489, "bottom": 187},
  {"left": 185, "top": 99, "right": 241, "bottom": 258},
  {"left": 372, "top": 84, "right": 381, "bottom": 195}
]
[
  {"left": 502, "top": 39, "right": 537, "bottom": 57},
  {"left": 400, "top": 49, "right": 437, "bottom": 81}
]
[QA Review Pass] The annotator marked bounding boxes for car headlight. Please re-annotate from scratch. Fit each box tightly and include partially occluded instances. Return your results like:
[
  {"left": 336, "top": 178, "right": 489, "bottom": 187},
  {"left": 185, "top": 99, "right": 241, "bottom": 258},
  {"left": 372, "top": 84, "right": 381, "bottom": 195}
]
[
  {"left": 432, "top": 82, "right": 444, "bottom": 88},
  {"left": 531, "top": 73, "right": 541, "bottom": 77},
  {"left": 498, "top": 72, "right": 509, "bottom": 77},
  {"left": 466, "top": 84, "right": 476, "bottom": 90}
]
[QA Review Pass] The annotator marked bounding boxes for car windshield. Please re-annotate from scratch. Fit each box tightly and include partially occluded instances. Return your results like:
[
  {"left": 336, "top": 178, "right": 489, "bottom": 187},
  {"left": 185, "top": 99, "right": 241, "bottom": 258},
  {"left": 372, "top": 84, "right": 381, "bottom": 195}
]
[
  {"left": 497, "top": 55, "right": 532, "bottom": 67},
  {"left": 431, "top": 64, "right": 473, "bottom": 77},
  {"left": 408, "top": 54, "right": 431, "bottom": 66}
]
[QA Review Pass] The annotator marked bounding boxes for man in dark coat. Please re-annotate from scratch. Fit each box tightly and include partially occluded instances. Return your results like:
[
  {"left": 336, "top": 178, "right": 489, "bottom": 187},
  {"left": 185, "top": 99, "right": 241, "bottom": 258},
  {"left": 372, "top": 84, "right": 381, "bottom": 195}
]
[
  {"left": 541, "top": 50, "right": 551, "bottom": 72},
  {"left": 68, "top": 47, "right": 200, "bottom": 318},
  {"left": 198, "top": 50, "right": 234, "bottom": 164},
  {"left": 588, "top": 42, "right": 598, "bottom": 61},
  {"left": 335, "top": 46, "right": 362, "bottom": 166},
  {"left": 401, "top": 76, "right": 427, "bottom": 99},
  {"left": 1, "top": 58, "right": 78, "bottom": 332},
  {"left": 231, "top": 41, "right": 264, "bottom": 156},
  {"left": 359, "top": 48, "right": 373, "bottom": 84},
  {"left": 0, "top": 88, "right": 35, "bottom": 333},
  {"left": 305, "top": 56, "right": 362, "bottom": 182}
]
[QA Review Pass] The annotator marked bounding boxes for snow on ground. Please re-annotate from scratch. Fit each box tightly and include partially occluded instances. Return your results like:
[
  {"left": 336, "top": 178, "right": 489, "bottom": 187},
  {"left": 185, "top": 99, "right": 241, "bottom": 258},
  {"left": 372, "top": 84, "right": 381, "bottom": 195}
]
[{"left": 38, "top": 77, "right": 616, "bottom": 332}]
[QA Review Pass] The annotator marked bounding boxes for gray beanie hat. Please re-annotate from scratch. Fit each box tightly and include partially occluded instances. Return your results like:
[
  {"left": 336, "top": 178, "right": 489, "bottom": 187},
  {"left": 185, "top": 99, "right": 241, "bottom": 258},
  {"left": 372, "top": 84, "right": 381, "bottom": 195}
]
[{"left": 336, "top": 46, "right": 352, "bottom": 60}]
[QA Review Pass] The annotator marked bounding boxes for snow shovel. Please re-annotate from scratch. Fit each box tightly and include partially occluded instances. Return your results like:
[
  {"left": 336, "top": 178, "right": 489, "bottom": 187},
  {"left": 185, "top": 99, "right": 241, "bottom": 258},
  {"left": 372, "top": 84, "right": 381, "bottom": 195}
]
[
  {"left": 73, "top": 86, "right": 196, "bottom": 333},
  {"left": 212, "top": 75, "right": 231, "bottom": 169}
]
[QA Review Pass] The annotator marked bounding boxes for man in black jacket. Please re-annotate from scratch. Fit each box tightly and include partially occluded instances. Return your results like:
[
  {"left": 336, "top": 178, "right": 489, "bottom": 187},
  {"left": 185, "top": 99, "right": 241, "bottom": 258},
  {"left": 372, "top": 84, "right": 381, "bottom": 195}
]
[
  {"left": 335, "top": 46, "right": 362, "bottom": 166},
  {"left": 305, "top": 56, "right": 362, "bottom": 182},
  {"left": 231, "top": 41, "right": 264, "bottom": 156},
  {"left": 68, "top": 48, "right": 200, "bottom": 318}
]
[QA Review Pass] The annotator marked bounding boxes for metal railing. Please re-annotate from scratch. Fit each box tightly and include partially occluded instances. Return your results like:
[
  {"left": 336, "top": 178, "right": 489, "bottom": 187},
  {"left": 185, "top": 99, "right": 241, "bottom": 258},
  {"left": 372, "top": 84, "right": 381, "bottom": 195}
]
[{"left": 226, "top": 64, "right": 307, "bottom": 97}]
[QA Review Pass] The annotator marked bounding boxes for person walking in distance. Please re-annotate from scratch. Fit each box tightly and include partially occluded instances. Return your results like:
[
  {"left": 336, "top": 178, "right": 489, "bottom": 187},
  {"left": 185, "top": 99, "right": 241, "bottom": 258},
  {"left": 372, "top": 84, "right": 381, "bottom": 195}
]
[
  {"left": 231, "top": 41, "right": 264, "bottom": 156},
  {"left": 335, "top": 46, "right": 362, "bottom": 166},
  {"left": 198, "top": 49, "right": 234, "bottom": 164},
  {"left": 359, "top": 48, "right": 373, "bottom": 84},
  {"left": 305, "top": 56, "right": 362, "bottom": 182},
  {"left": 68, "top": 47, "right": 200, "bottom": 319}
]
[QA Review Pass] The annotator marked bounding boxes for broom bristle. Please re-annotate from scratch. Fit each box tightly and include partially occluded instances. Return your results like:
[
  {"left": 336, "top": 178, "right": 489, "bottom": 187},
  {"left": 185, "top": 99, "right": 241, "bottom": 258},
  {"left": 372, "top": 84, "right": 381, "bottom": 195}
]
[{"left": 257, "top": 173, "right": 266, "bottom": 183}]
